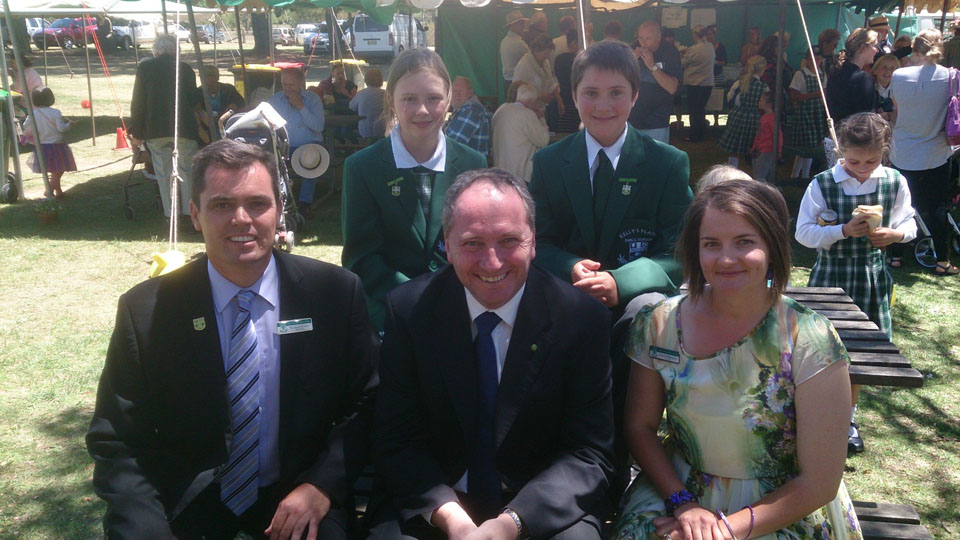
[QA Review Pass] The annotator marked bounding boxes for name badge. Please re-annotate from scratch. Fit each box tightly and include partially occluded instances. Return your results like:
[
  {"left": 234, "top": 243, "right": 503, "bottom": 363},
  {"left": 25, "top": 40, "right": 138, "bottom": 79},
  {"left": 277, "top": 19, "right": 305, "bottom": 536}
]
[
  {"left": 276, "top": 318, "right": 313, "bottom": 335},
  {"left": 649, "top": 346, "right": 680, "bottom": 363}
]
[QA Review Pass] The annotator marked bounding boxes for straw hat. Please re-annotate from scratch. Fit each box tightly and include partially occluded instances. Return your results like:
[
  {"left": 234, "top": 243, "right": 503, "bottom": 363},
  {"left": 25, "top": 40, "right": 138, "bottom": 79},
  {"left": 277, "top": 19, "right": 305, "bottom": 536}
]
[
  {"left": 869, "top": 16, "right": 890, "bottom": 30},
  {"left": 504, "top": 10, "right": 528, "bottom": 28},
  {"left": 290, "top": 144, "right": 330, "bottom": 179}
]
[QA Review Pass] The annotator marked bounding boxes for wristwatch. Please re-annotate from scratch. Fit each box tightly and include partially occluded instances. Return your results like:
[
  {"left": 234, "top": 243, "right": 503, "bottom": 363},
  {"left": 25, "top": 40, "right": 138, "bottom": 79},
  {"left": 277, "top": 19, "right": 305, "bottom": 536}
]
[
  {"left": 502, "top": 508, "right": 529, "bottom": 539},
  {"left": 650, "top": 61, "right": 663, "bottom": 72}
]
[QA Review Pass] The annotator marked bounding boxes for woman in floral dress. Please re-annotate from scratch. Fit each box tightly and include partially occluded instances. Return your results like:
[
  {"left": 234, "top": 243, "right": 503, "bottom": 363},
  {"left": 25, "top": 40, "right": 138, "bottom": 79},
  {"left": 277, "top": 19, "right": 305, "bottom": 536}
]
[{"left": 612, "top": 181, "right": 862, "bottom": 540}]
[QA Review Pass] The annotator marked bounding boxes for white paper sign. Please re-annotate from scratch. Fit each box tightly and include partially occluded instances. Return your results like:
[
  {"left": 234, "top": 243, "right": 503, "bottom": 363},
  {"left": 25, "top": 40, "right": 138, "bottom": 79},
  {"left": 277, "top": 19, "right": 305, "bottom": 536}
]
[
  {"left": 690, "top": 8, "right": 716, "bottom": 28},
  {"left": 661, "top": 7, "right": 687, "bottom": 29}
]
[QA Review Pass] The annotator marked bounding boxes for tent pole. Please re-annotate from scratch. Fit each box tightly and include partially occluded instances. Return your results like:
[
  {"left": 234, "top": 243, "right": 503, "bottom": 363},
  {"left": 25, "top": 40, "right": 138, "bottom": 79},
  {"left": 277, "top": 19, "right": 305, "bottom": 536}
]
[
  {"left": 836, "top": 1, "right": 842, "bottom": 30},
  {"left": 409, "top": 1, "right": 413, "bottom": 50},
  {"left": 41, "top": 18, "right": 47, "bottom": 86},
  {"left": 187, "top": 2, "right": 216, "bottom": 143},
  {"left": 235, "top": 6, "right": 248, "bottom": 97},
  {"left": 268, "top": 8, "right": 274, "bottom": 66},
  {"left": 895, "top": 0, "right": 905, "bottom": 35},
  {"left": 772, "top": 0, "right": 785, "bottom": 184},
  {"left": 942, "top": 0, "right": 949, "bottom": 31},
  {"left": 213, "top": 15, "right": 218, "bottom": 67},
  {"left": 864, "top": 0, "right": 871, "bottom": 27},
  {"left": 162, "top": 0, "right": 168, "bottom": 34},
  {"left": 133, "top": 20, "right": 139, "bottom": 64},
  {"left": 2, "top": 0, "right": 48, "bottom": 194},
  {"left": 82, "top": 16, "right": 95, "bottom": 146},
  {"left": 0, "top": 36, "right": 23, "bottom": 200}
]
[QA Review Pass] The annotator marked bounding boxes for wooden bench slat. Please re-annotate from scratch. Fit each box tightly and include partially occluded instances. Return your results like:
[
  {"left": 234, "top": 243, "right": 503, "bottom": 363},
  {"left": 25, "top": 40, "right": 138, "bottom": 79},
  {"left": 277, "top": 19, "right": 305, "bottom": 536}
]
[
  {"left": 837, "top": 329, "right": 897, "bottom": 341},
  {"left": 788, "top": 293, "right": 855, "bottom": 303},
  {"left": 853, "top": 501, "right": 922, "bottom": 524},
  {"left": 860, "top": 520, "right": 932, "bottom": 540},
  {"left": 819, "top": 310, "right": 871, "bottom": 321},
  {"left": 799, "top": 301, "right": 862, "bottom": 311},
  {"left": 849, "top": 365, "right": 924, "bottom": 387},
  {"left": 831, "top": 319, "right": 882, "bottom": 331},
  {"left": 786, "top": 286, "right": 846, "bottom": 294},
  {"left": 849, "top": 352, "right": 913, "bottom": 368},
  {"left": 843, "top": 341, "right": 900, "bottom": 353}
]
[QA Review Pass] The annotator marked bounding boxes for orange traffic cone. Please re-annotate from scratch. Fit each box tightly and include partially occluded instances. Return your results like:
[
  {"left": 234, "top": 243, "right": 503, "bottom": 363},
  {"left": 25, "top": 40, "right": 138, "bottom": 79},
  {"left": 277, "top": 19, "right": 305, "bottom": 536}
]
[{"left": 115, "top": 127, "right": 130, "bottom": 151}]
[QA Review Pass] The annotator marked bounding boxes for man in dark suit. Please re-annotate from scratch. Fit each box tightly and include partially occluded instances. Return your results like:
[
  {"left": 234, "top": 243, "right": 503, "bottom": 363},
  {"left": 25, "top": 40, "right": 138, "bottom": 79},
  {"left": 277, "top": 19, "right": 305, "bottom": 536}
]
[
  {"left": 86, "top": 139, "right": 378, "bottom": 540},
  {"left": 372, "top": 168, "right": 614, "bottom": 539}
]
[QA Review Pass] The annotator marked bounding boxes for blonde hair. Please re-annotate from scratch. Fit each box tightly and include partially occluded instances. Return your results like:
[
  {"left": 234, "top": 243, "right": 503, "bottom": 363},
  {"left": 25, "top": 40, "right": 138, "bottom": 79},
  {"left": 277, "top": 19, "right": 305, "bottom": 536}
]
[
  {"left": 912, "top": 29, "right": 943, "bottom": 62},
  {"left": 383, "top": 48, "right": 451, "bottom": 131},
  {"left": 845, "top": 28, "right": 878, "bottom": 57},
  {"left": 697, "top": 164, "right": 753, "bottom": 191},
  {"left": 740, "top": 55, "right": 767, "bottom": 90},
  {"left": 871, "top": 54, "right": 900, "bottom": 77}
]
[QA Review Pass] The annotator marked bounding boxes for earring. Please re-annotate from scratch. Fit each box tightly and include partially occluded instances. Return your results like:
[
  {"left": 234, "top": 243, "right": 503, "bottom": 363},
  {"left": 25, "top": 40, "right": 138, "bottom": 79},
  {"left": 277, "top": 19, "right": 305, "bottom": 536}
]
[{"left": 766, "top": 268, "right": 773, "bottom": 288}]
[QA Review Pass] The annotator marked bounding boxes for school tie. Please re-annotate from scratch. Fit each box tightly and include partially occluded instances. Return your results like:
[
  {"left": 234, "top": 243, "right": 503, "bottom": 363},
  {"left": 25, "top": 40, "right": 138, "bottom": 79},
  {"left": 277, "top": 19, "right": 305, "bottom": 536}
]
[
  {"left": 220, "top": 290, "right": 261, "bottom": 516},
  {"left": 412, "top": 165, "right": 435, "bottom": 225},
  {"left": 469, "top": 311, "right": 502, "bottom": 520},
  {"left": 593, "top": 149, "right": 615, "bottom": 235}
]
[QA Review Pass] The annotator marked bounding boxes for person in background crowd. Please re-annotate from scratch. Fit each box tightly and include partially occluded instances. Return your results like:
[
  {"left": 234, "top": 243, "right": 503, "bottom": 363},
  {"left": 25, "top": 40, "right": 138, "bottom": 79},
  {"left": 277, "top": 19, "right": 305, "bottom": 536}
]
[
  {"left": 705, "top": 24, "right": 727, "bottom": 81},
  {"left": 194, "top": 65, "right": 245, "bottom": 145},
  {"left": 696, "top": 163, "right": 753, "bottom": 191},
  {"left": 445, "top": 76, "right": 491, "bottom": 156},
  {"left": 719, "top": 55, "right": 768, "bottom": 164},
  {"left": 789, "top": 49, "right": 829, "bottom": 179},
  {"left": 553, "top": 29, "right": 582, "bottom": 133},
  {"left": 524, "top": 10, "right": 548, "bottom": 47},
  {"left": 681, "top": 25, "right": 715, "bottom": 143},
  {"left": 818, "top": 28, "right": 843, "bottom": 79},
  {"left": 341, "top": 49, "right": 487, "bottom": 331},
  {"left": 942, "top": 21, "right": 960, "bottom": 68},
  {"left": 129, "top": 34, "right": 198, "bottom": 222},
  {"left": 310, "top": 64, "right": 357, "bottom": 113},
  {"left": 550, "top": 15, "right": 576, "bottom": 64},
  {"left": 871, "top": 54, "right": 899, "bottom": 122},
  {"left": 888, "top": 29, "right": 958, "bottom": 277},
  {"left": 500, "top": 10, "right": 530, "bottom": 88},
  {"left": 750, "top": 91, "right": 782, "bottom": 183},
  {"left": 268, "top": 67, "right": 325, "bottom": 208},
  {"left": 614, "top": 180, "right": 864, "bottom": 540},
  {"left": 23, "top": 87, "right": 75, "bottom": 199},
  {"left": 348, "top": 68, "right": 387, "bottom": 139},
  {"left": 825, "top": 28, "right": 878, "bottom": 164},
  {"left": 892, "top": 35, "right": 915, "bottom": 64},
  {"left": 661, "top": 28, "right": 676, "bottom": 47},
  {"left": 603, "top": 20, "right": 623, "bottom": 42},
  {"left": 740, "top": 26, "right": 762, "bottom": 66},
  {"left": 8, "top": 55, "right": 43, "bottom": 113},
  {"left": 513, "top": 34, "right": 563, "bottom": 118},
  {"left": 870, "top": 16, "right": 893, "bottom": 55},
  {"left": 628, "top": 21, "right": 681, "bottom": 144},
  {"left": 492, "top": 84, "right": 549, "bottom": 182}
]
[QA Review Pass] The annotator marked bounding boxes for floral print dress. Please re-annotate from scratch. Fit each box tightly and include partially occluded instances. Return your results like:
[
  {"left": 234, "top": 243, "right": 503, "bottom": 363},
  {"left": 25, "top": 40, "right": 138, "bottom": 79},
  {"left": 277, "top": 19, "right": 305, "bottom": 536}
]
[{"left": 612, "top": 295, "right": 863, "bottom": 540}]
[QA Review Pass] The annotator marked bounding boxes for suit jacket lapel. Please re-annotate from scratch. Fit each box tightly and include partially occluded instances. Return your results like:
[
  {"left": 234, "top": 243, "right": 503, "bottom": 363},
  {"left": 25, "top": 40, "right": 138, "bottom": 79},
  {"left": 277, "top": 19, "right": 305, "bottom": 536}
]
[
  {"left": 560, "top": 131, "right": 597, "bottom": 254},
  {"left": 427, "top": 143, "right": 457, "bottom": 253},
  {"left": 494, "top": 272, "right": 551, "bottom": 450},
  {"left": 381, "top": 141, "right": 428, "bottom": 247},
  {"left": 597, "top": 127, "right": 645, "bottom": 261},
  {"left": 432, "top": 269, "right": 479, "bottom": 442}
]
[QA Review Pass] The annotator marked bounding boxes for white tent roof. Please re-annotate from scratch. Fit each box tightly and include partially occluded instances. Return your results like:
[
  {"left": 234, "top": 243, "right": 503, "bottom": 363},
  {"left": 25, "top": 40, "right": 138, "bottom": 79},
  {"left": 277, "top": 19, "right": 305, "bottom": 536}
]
[{"left": 5, "top": 0, "right": 219, "bottom": 16}]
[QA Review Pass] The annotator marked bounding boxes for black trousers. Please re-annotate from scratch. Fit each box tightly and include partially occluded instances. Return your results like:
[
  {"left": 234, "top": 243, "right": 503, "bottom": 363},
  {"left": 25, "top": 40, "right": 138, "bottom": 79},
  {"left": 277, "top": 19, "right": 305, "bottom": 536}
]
[
  {"left": 685, "top": 85, "right": 713, "bottom": 142},
  {"left": 890, "top": 160, "right": 957, "bottom": 262},
  {"left": 170, "top": 482, "right": 349, "bottom": 540}
]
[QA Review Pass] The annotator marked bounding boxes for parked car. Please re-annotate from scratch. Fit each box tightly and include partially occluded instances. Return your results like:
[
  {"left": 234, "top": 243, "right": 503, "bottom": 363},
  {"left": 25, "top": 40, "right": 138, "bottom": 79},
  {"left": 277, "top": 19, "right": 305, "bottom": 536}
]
[
  {"left": 194, "top": 24, "right": 225, "bottom": 44},
  {"left": 168, "top": 23, "right": 191, "bottom": 42},
  {"left": 33, "top": 17, "right": 97, "bottom": 49},
  {"left": 273, "top": 26, "right": 293, "bottom": 46},
  {"left": 24, "top": 18, "right": 50, "bottom": 38},
  {"left": 347, "top": 13, "right": 426, "bottom": 59},
  {"left": 113, "top": 19, "right": 157, "bottom": 50},
  {"left": 295, "top": 23, "right": 318, "bottom": 46},
  {"left": 302, "top": 22, "right": 332, "bottom": 55}
]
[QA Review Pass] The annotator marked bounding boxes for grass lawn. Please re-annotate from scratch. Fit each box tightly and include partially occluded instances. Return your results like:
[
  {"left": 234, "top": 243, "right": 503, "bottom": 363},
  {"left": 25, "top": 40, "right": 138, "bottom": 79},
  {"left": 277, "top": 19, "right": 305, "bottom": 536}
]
[{"left": 0, "top": 46, "right": 958, "bottom": 539}]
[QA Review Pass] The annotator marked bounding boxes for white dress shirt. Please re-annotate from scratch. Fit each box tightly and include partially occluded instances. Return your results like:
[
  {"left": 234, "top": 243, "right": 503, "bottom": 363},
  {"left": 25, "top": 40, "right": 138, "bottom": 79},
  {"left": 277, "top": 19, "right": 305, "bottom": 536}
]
[
  {"left": 389, "top": 124, "right": 447, "bottom": 172},
  {"left": 584, "top": 124, "right": 629, "bottom": 192},
  {"left": 500, "top": 30, "right": 531, "bottom": 81},
  {"left": 795, "top": 161, "right": 917, "bottom": 249}
]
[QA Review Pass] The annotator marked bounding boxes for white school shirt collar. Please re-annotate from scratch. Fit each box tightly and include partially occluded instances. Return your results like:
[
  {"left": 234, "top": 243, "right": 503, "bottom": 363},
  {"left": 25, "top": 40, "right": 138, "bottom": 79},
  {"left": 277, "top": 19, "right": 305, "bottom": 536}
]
[
  {"left": 584, "top": 123, "right": 628, "bottom": 184},
  {"left": 831, "top": 159, "right": 886, "bottom": 189},
  {"left": 208, "top": 254, "right": 279, "bottom": 314},
  {"left": 463, "top": 284, "right": 525, "bottom": 333},
  {"left": 389, "top": 124, "right": 447, "bottom": 172}
]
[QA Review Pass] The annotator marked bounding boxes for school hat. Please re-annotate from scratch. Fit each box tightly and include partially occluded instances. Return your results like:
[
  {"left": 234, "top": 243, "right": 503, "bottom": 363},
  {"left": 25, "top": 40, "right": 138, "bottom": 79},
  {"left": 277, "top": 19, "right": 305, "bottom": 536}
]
[
  {"left": 504, "top": 10, "right": 528, "bottom": 27},
  {"left": 290, "top": 143, "right": 330, "bottom": 179},
  {"left": 869, "top": 16, "right": 890, "bottom": 30}
]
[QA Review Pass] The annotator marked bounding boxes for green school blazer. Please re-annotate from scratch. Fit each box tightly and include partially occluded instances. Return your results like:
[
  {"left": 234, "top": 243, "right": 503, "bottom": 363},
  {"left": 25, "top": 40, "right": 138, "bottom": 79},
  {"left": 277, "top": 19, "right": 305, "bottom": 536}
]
[
  {"left": 529, "top": 126, "right": 693, "bottom": 304},
  {"left": 341, "top": 136, "right": 487, "bottom": 330}
]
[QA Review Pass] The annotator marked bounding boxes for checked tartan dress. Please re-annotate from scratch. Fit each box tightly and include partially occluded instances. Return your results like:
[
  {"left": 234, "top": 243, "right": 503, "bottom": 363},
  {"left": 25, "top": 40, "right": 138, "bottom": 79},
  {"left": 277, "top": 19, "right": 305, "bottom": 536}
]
[
  {"left": 808, "top": 168, "right": 902, "bottom": 337},
  {"left": 719, "top": 78, "right": 769, "bottom": 155},
  {"left": 790, "top": 69, "right": 828, "bottom": 149}
]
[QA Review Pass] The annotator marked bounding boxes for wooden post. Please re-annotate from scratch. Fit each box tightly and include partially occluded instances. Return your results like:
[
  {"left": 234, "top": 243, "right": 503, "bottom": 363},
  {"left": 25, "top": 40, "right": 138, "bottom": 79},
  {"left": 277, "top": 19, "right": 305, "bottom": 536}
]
[
  {"left": 82, "top": 15, "right": 95, "bottom": 146},
  {"left": 772, "top": 0, "right": 786, "bottom": 183},
  {"left": 268, "top": 9, "right": 274, "bottom": 66},
  {"left": 941, "top": 0, "right": 950, "bottom": 32},
  {"left": 41, "top": 18, "right": 47, "bottom": 86},
  {"left": 162, "top": 0, "right": 168, "bottom": 34},
  {"left": 187, "top": 2, "right": 216, "bottom": 143},
  {"left": 235, "top": 6, "right": 248, "bottom": 98},
  {"left": 895, "top": 0, "right": 905, "bottom": 36}
]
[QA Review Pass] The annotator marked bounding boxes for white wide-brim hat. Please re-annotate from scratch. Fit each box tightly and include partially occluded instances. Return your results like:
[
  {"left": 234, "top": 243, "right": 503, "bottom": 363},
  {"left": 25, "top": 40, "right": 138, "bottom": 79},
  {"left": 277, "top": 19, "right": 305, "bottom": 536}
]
[{"left": 290, "top": 143, "right": 330, "bottom": 179}]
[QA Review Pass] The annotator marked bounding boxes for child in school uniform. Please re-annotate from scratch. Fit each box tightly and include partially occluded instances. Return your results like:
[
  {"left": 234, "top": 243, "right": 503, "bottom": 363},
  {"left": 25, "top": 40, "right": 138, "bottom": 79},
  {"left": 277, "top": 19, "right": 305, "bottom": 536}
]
[
  {"left": 750, "top": 91, "right": 782, "bottom": 182},
  {"left": 23, "top": 87, "right": 76, "bottom": 199},
  {"left": 795, "top": 112, "right": 917, "bottom": 454}
]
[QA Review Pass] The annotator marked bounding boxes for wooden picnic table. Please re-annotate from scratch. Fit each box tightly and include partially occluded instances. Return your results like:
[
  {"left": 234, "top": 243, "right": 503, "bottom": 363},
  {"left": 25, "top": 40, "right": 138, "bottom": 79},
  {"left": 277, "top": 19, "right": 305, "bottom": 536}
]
[{"left": 786, "top": 286, "right": 924, "bottom": 388}]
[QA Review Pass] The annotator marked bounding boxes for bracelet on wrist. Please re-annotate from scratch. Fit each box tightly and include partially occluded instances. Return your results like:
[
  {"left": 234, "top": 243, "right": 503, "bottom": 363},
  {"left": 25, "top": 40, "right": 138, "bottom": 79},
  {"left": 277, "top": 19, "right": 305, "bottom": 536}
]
[
  {"left": 716, "top": 508, "right": 739, "bottom": 540},
  {"left": 744, "top": 505, "right": 755, "bottom": 540},
  {"left": 502, "top": 508, "right": 528, "bottom": 539},
  {"left": 664, "top": 489, "right": 697, "bottom": 516}
]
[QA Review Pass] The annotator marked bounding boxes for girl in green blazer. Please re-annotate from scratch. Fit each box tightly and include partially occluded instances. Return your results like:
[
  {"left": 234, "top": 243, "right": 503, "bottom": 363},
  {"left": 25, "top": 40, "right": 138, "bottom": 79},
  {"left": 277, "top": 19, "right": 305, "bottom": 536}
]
[{"left": 341, "top": 49, "right": 487, "bottom": 331}]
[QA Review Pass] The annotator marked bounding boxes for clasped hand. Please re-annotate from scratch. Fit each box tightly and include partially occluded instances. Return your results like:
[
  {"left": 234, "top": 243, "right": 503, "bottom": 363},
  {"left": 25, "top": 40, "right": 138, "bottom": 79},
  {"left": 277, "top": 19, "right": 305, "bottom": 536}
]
[
  {"left": 264, "top": 483, "right": 331, "bottom": 540},
  {"left": 842, "top": 216, "right": 903, "bottom": 248},
  {"left": 571, "top": 259, "right": 620, "bottom": 307},
  {"left": 654, "top": 503, "right": 729, "bottom": 540}
]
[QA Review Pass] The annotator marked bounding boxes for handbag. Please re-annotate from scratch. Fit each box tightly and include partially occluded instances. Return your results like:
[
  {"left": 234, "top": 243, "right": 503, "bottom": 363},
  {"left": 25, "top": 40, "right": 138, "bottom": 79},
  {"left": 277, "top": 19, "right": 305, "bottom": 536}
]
[{"left": 945, "top": 68, "right": 960, "bottom": 145}]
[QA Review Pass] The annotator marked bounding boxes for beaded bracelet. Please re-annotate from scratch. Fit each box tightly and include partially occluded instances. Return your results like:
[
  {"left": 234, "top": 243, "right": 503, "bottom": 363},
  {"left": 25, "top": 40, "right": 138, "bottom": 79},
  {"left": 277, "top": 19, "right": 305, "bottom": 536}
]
[
  {"left": 664, "top": 489, "right": 696, "bottom": 516},
  {"left": 744, "top": 505, "right": 755, "bottom": 540},
  {"left": 716, "top": 508, "right": 739, "bottom": 540}
]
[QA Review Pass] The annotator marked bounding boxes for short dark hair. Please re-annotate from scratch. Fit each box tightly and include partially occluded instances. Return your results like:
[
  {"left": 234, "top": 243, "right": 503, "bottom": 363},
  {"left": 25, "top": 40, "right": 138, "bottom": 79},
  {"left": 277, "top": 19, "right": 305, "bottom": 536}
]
[
  {"left": 191, "top": 139, "right": 280, "bottom": 206},
  {"left": 442, "top": 168, "right": 535, "bottom": 234},
  {"left": 837, "top": 112, "right": 891, "bottom": 157},
  {"left": 677, "top": 180, "right": 791, "bottom": 300},
  {"left": 566, "top": 28, "right": 578, "bottom": 46},
  {"left": 32, "top": 87, "right": 54, "bottom": 107},
  {"left": 603, "top": 20, "right": 622, "bottom": 38},
  {"left": 571, "top": 41, "right": 641, "bottom": 96},
  {"left": 280, "top": 66, "right": 304, "bottom": 83},
  {"left": 558, "top": 15, "right": 575, "bottom": 33}
]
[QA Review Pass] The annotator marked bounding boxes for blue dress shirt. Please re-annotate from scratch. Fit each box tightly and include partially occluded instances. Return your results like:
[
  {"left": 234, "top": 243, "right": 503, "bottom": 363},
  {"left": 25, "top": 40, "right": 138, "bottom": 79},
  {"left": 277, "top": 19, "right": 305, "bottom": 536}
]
[{"left": 268, "top": 89, "right": 325, "bottom": 148}]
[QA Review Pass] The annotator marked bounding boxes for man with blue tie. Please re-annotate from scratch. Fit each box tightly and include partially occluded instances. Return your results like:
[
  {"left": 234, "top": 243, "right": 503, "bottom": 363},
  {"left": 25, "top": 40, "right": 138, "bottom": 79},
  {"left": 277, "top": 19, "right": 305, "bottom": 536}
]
[
  {"left": 371, "top": 168, "right": 615, "bottom": 540},
  {"left": 86, "top": 139, "right": 378, "bottom": 539}
]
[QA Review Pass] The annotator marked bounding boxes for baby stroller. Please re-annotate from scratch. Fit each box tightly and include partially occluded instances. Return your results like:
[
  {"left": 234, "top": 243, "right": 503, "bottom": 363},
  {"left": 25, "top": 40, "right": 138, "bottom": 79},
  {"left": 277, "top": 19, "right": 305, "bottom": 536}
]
[{"left": 219, "top": 107, "right": 302, "bottom": 252}]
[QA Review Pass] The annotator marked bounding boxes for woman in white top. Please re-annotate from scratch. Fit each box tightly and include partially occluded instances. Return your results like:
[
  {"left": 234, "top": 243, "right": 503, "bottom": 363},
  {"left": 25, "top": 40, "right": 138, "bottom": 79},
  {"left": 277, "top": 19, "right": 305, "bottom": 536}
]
[
  {"left": 888, "top": 29, "right": 958, "bottom": 275},
  {"left": 681, "top": 26, "right": 715, "bottom": 142},
  {"left": 491, "top": 84, "right": 549, "bottom": 183},
  {"left": 512, "top": 34, "right": 564, "bottom": 117},
  {"left": 23, "top": 88, "right": 75, "bottom": 199},
  {"left": 8, "top": 55, "right": 44, "bottom": 113}
]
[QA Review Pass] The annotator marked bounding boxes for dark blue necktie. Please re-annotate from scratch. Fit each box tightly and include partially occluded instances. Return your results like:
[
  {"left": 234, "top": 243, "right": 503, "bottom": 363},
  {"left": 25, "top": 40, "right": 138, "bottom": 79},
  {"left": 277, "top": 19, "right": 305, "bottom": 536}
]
[{"left": 469, "top": 311, "right": 502, "bottom": 519}]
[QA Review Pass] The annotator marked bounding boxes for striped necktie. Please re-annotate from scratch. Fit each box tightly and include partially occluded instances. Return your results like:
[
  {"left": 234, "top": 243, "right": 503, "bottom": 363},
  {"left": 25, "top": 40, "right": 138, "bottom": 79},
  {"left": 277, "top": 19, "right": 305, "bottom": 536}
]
[{"left": 220, "top": 289, "right": 260, "bottom": 515}]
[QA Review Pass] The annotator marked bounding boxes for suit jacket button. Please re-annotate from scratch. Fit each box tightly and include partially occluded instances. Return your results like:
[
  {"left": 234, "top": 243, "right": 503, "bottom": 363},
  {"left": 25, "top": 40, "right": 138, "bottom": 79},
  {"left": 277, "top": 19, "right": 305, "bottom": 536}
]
[{"left": 428, "top": 261, "right": 438, "bottom": 271}]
